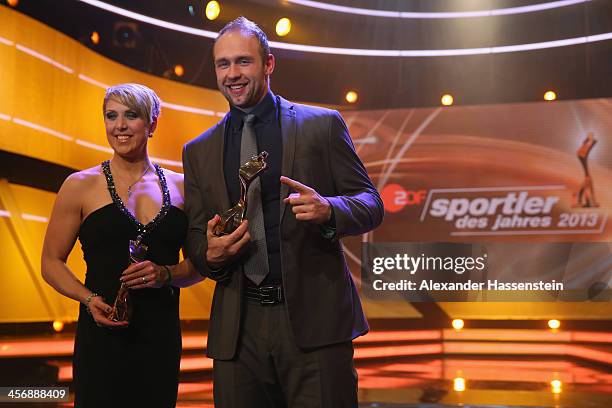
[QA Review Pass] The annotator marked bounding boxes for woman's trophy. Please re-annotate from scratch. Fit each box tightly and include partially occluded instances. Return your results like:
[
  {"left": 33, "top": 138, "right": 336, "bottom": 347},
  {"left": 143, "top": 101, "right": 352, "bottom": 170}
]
[
  {"left": 107, "top": 237, "right": 148, "bottom": 323},
  {"left": 214, "top": 151, "right": 269, "bottom": 236}
]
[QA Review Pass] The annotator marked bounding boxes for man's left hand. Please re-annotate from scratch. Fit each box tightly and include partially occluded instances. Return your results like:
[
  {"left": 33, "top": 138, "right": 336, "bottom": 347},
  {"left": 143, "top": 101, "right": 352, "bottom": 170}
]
[{"left": 281, "top": 176, "right": 332, "bottom": 224}]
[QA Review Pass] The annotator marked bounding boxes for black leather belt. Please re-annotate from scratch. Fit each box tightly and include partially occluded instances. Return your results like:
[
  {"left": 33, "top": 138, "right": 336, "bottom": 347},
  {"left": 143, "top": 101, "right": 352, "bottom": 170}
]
[{"left": 245, "top": 284, "right": 284, "bottom": 305}]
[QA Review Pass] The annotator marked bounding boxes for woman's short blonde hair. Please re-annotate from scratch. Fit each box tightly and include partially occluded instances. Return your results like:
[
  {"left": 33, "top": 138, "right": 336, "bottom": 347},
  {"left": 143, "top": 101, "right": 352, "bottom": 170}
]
[{"left": 103, "top": 83, "right": 161, "bottom": 125}]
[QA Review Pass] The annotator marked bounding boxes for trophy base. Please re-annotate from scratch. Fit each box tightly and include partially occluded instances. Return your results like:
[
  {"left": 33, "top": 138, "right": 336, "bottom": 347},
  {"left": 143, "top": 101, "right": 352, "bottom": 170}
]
[{"left": 107, "top": 285, "right": 131, "bottom": 325}]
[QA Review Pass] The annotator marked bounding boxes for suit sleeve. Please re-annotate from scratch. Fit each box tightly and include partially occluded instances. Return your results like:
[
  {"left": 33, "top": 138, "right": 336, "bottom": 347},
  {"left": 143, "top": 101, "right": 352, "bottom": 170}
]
[
  {"left": 183, "top": 144, "right": 234, "bottom": 282},
  {"left": 182, "top": 144, "right": 211, "bottom": 277},
  {"left": 325, "top": 110, "right": 384, "bottom": 238}
]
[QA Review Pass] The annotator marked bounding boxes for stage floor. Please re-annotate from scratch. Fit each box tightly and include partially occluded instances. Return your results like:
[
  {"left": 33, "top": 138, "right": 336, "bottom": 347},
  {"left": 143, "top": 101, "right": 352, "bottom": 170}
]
[
  {"left": 1, "top": 329, "right": 610, "bottom": 407},
  {"left": 171, "top": 356, "right": 611, "bottom": 407}
]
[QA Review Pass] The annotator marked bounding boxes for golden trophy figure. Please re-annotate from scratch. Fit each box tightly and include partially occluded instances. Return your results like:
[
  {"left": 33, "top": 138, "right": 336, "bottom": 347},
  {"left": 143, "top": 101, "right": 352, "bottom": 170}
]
[
  {"left": 214, "top": 151, "right": 269, "bottom": 236},
  {"left": 573, "top": 132, "right": 599, "bottom": 208},
  {"left": 107, "top": 237, "right": 148, "bottom": 322}
]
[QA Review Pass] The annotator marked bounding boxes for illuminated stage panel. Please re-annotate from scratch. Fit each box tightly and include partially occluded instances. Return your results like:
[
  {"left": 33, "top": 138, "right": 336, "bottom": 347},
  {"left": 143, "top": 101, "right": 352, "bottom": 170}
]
[
  {"left": 56, "top": 354, "right": 215, "bottom": 382},
  {"left": 354, "top": 330, "right": 441, "bottom": 343},
  {"left": 4, "top": 331, "right": 610, "bottom": 406},
  {"left": 0, "top": 6, "right": 227, "bottom": 171},
  {"left": 0, "top": 183, "right": 215, "bottom": 323},
  {"left": 443, "top": 328, "right": 612, "bottom": 343},
  {"left": 442, "top": 328, "right": 573, "bottom": 342},
  {"left": 359, "top": 357, "right": 610, "bottom": 386},
  {"left": 356, "top": 344, "right": 444, "bottom": 359},
  {"left": 357, "top": 357, "right": 611, "bottom": 407},
  {"left": 179, "top": 278, "right": 216, "bottom": 321},
  {"left": 0, "top": 338, "right": 73, "bottom": 358},
  {"left": 361, "top": 298, "right": 423, "bottom": 318},
  {"left": 0, "top": 332, "right": 208, "bottom": 358},
  {"left": 438, "top": 301, "right": 612, "bottom": 320},
  {"left": 443, "top": 341, "right": 612, "bottom": 365},
  {"left": 0, "top": 183, "right": 77, "bottom": 322}
]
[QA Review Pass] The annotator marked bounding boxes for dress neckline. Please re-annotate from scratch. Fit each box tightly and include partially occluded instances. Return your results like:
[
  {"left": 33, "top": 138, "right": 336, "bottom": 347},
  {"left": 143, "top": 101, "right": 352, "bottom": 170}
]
[{"left": 101, "top": 160, "right": 172, "bottom": 242}]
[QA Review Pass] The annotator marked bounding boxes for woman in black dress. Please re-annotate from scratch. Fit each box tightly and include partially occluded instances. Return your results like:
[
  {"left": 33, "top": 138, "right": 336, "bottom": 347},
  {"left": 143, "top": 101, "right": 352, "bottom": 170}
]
[{"left": 41, "top": 83, "right": 204, "bottom": 407}]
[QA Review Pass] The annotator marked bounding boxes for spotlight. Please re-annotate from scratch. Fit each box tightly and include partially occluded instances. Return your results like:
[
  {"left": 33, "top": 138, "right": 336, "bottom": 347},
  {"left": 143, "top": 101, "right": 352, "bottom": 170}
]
[
  {"left": 52, "top": 321, "right": 64, "bottom": 333},
  {"left": 451, "top": 319, "right": 464, "bottom": 330},
  {"left": 345, "top": 91, "right": 358, "bottom": 104},
  {"left": 441, "top": 94, "right": 454, "bottom": 106},
  {"left": 174, "top": 64, "right": 185, "bottom": 77},
  {"left": 453, "top": 377, "right": 466, "bottom": 392},
  {"left": 544, "top": 90, "right": 557, "bottom": 101},
  {"left": 205, "top": 1, "right": 220, "bottom": 21},
  {"left": 550, "top": 379, "right": 562, "bottom": 394},
  {"left": 276, "top": 18, "right": 292, "bottom": 37},
  {"left": 188, "top": 5, "right": 195, "bottom": 16},
  {"left": 548, "top": 319, "right": 561, "bottom": 330},
  {"left": 90, "top": 31, "right": 100, "bottom": 45},
  {"left": 7, "top": 0, "right": 18, "bottom": 7}
]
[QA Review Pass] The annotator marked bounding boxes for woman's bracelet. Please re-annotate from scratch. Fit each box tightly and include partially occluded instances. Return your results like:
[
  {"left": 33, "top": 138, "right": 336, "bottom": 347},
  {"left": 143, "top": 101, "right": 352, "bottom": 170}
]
[
  {"left": 161, "top": 265, "right": 172, "bottom": 287},
  {"left": 85, "top": 292, "right": 100, "bottom": 315}
]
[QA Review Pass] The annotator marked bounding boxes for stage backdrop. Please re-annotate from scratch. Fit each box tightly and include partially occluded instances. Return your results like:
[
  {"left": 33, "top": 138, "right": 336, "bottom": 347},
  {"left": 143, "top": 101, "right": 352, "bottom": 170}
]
[
  {"left": 0, "top": 5, "right": 609, "bottom": 323},
  {"left": 0, "top": 6, "right": 224, "bottom": 323},
  {"left": 342, "top": 100, "right": 611, "bottom": 320}
]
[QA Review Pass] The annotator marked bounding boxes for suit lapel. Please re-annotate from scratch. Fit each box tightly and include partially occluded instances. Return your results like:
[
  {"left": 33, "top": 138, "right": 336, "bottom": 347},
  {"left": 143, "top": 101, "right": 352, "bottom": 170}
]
[
  {"left": 279, "top": 96, "right": 297, "bottom": 222},
  {"left": 211, "top": 115, "right": 231, "bottom": 211}
]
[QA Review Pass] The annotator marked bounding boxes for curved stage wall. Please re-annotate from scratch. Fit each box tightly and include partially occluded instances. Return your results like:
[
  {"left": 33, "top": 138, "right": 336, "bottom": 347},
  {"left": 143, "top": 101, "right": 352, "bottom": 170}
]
[
  {"left": 1, "top": 6, "right": 610, "bottom": 324},
  {"left": 0, "top": 6, "right": 224, "bottom": 322}
]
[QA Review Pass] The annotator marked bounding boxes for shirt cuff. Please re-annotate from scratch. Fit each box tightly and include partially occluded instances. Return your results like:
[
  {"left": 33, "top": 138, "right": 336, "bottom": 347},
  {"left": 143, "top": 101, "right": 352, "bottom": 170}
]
[{"left": 319, "top": 201, "right": 337, "bottom": 240}]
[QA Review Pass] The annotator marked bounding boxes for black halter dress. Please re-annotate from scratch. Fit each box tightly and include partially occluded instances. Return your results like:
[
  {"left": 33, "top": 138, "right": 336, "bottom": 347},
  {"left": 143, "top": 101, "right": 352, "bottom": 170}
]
[{"left": 73, "top": 162, "right": 187, "bottom": 408}]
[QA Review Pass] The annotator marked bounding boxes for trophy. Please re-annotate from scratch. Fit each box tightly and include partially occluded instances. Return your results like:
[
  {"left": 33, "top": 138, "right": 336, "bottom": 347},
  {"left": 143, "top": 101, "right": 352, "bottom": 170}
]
[
  {"left": 573, "top": 132, "right": 599, "bottom": 208},
  {"left": 107, "top": 237, "right": 148, "bottom": 323},
  {"left": 214, "top": 151, "right": 269, "bottom": 236}
]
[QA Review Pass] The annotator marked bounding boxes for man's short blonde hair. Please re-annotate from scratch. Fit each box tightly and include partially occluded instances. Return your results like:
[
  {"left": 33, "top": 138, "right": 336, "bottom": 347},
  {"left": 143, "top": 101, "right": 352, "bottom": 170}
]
[{"left": 103, "top": 83, "right": 161, "bottom": 125}]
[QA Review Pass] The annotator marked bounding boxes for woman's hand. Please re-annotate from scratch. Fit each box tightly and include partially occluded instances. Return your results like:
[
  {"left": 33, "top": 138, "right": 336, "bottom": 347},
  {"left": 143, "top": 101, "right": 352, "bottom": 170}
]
[
  {"left": 88, "top": 296, "right": 129, "bottom": 328},
  {"left": 120, "top": 261, "right": 169, "bottom": 289}
]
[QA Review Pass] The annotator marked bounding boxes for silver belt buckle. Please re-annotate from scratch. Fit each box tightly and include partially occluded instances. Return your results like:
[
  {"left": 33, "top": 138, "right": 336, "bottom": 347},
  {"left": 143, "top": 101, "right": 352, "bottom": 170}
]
[{"left": 259, "top": 285, "right": 281, "bottom": 305}]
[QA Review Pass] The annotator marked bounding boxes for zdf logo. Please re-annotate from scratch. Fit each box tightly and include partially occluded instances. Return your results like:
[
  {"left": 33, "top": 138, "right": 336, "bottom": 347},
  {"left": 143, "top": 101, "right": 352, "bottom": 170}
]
[{"left": 381, "top": 184, "right": 427, "bottom": 213}]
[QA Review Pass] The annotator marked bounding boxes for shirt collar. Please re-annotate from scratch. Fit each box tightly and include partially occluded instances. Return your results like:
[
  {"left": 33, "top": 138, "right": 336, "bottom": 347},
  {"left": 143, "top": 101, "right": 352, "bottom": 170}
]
[{"left": 230, "top": 90, "right": 276, "bottom": 131}]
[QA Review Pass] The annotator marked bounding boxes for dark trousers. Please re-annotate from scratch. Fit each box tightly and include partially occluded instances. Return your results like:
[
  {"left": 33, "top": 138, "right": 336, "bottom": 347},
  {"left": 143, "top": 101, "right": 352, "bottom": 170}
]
[{"left": 213, "top": 299, "right": 358, "bottom": 408}]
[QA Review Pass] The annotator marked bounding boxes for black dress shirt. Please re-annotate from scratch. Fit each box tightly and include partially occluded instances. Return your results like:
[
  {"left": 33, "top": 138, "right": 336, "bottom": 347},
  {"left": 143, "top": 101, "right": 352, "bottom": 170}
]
[{"left": 223, "top": 91, "right": 283, "bottom": 285}]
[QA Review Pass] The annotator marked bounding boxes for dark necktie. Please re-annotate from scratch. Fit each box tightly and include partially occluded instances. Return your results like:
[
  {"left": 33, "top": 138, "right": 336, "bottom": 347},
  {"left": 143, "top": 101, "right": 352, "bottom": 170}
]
[{"left": 240, "top": 114, "right": 269, "bottom": 285}]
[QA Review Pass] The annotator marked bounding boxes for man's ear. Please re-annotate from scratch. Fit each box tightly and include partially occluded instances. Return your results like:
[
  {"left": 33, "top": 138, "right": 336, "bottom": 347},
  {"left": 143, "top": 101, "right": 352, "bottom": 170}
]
[{"left": 264, "top": 53, "right": 275, "bottom": 76}]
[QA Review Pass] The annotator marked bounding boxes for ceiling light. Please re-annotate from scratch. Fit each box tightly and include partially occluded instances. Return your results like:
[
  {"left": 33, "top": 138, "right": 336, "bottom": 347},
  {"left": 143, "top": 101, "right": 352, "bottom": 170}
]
[
  {"left": 544, "top": 90, "right": 557, "bottom": 101},
  {"left": 174, "top": 64, "right": 185, "bottom": 77},
  {"left": 276, "top": 18, "right": 291, "bottom": 37},
  {"left": 451, "top": 319, "right": 464, "bottom": 330},
  {"left": 551, "top": 379, "right": 562, "bottom": 394},
  {"left": 345, "top": 91, "right": 358, "bottom": 103},
  {"left": 75, "top": 1, "right": 612, "bottom": 57},
  {"left": 453, "top": 377, "right": 466, "bottom": 392},
  {"left": 90, "top": 31, "right": 100, "bottom": 45},
  {"left": 205, "top": 1, "right": 220, "bottom": 21},
  {"left": 441, "top": 94, "right": 454, "bottom": 106},
  {"left": 287, "top": 0, "right": 591, "bottom": 19}
]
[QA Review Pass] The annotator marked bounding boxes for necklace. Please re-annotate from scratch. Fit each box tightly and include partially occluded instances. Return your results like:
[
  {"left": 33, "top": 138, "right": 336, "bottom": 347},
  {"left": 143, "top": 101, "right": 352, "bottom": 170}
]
[
  {"left": 119, "top": 162, "right": 152, "bottom": 198},
  {"left": 101, "top": 160, "right": 171, "bottom": 241}
]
